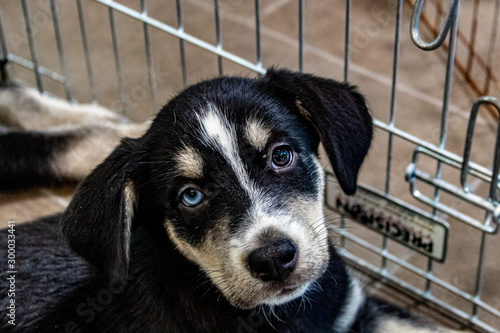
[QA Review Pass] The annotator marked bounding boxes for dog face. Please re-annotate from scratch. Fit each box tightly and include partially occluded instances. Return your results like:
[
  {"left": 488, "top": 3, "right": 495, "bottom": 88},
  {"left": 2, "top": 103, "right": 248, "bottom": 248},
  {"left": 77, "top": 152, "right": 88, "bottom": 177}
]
[
  {"left": 145, "top": 83, "right": 329, "bottom": 308},
  {"left": 61, "top": 69, "right": 373, "bottom": 310}
]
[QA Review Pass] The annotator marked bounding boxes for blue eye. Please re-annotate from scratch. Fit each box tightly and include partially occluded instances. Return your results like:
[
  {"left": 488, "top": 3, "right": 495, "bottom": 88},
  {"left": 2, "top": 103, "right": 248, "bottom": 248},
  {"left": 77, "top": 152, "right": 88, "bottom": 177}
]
[
  {"left": 181, "top": 188, "right": 204, "bottom": 207},
  {"left": 271, "top": 145, "right": 293, "bottom": 168}
]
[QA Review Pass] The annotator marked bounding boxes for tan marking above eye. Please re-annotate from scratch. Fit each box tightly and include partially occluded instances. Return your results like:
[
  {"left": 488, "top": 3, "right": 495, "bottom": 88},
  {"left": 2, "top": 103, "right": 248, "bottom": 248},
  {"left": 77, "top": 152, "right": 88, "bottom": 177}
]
[
  {"left": 174, "top": 146, "right": 204, "bottom": 179},
  {"left": 245, "top": 119, "right": 271, "bottom": 151}
]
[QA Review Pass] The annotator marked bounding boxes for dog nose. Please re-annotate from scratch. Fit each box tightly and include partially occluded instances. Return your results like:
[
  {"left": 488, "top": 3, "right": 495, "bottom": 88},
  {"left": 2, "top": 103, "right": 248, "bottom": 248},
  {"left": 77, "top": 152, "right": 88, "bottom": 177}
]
[{"left": 247, "top": 239, "right": 298, "bottom": 282}]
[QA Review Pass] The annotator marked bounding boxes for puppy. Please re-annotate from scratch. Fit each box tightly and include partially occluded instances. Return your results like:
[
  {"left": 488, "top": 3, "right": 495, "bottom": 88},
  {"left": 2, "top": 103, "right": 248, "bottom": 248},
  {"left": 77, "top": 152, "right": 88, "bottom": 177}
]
[
  {"left": 0, "top": 78, "right": 150, "bottom": 190},
  {"left": 0, "top": 69, "right": 457, "bottom": 332}
]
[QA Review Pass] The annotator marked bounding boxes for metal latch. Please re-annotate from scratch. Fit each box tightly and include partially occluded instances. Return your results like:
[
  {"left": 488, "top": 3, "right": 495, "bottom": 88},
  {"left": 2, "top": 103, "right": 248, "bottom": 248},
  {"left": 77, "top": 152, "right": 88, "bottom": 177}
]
[{"left": 405, "top": 97, "right": 500, "bottom": 234}]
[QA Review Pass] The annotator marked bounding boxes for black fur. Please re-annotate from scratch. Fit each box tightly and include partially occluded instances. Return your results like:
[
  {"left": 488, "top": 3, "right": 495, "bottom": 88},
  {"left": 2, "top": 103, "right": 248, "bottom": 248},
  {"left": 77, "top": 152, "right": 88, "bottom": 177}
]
[
  {"left": 0, "top": 130, "right": 84, "bottom": 190},
  {"left": 0, "top": 69, "right": 425, "bottom": 333},
  {"left": 0, "top": 58, "right": 11, "bottom": 87}
]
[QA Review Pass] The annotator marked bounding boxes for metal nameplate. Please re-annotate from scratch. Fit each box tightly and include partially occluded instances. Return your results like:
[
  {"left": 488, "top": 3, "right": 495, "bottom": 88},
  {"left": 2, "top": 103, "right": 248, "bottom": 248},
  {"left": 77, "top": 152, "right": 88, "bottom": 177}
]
[{"left": 325, "top": 173, "right": 449, "bottom": 262}]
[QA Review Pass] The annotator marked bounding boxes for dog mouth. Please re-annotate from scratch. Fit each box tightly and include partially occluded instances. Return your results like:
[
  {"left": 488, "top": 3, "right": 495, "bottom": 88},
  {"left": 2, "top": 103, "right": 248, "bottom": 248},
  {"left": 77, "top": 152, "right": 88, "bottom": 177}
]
[
  {"left": 278, "top": 285, "right": 299, "bottom": 296},
  {"left": 260, "top": 281, "right": 313, "bottom": 306}
]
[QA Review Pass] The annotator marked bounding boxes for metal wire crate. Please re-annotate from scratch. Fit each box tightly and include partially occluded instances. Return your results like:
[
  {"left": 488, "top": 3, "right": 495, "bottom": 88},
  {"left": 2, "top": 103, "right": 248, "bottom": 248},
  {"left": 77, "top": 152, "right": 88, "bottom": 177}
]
[{"left": 0, "top": 0, "right": 499, "bottom": 332}]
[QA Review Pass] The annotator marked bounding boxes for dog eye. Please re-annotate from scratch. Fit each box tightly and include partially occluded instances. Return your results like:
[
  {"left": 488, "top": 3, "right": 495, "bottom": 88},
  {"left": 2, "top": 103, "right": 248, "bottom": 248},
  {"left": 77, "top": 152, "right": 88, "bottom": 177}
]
[
  {"left": 181, "top": 188, "right": 204, "bottom": 207},
  {"left": 271, "top": 145, "right": 294, "bottom": 168}
]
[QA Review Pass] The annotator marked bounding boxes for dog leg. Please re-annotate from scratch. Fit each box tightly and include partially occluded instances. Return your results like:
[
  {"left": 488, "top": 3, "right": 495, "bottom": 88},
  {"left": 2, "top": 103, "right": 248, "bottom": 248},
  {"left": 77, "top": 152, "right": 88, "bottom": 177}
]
[
  {"left": 0, "top": 86, "right": 127, "bottom": 130},
  {"left": 375, "top": 318, "right": 466, "bottom": 333},
  {"left": 0, "top": 75, "right": 151, "bottom": 190},
  {"left": 0, "top": 121, "right": 150, "bottom": 190}
]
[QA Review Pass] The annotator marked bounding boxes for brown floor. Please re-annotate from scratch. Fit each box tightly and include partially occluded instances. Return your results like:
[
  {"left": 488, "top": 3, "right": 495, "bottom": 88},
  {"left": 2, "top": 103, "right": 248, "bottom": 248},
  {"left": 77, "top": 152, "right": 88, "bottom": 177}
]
[{"left": 1, "top": 0, "right": 499, "bottom": 332}]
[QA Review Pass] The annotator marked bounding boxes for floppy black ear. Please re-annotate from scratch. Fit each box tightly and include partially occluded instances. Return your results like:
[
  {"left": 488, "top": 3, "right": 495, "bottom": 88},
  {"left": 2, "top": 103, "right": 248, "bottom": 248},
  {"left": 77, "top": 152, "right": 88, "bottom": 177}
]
[
  {"left": 263, "top": 68, "right": 373, "bottom": 195},
  {"left": 61, "top": 138, "right": 138, "bottom": 281}
]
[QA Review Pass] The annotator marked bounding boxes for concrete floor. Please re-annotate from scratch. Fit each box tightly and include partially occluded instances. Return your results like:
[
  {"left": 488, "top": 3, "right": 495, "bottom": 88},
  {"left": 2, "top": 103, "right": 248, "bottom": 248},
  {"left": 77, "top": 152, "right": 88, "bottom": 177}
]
[{"left": 1, "top": 0, "right": 499, "bottom": 331}]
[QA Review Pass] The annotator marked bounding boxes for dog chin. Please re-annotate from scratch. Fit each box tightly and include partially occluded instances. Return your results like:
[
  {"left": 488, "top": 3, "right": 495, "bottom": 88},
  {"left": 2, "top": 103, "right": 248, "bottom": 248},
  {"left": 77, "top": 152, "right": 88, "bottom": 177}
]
[
  {"left": 233, "top": 281, "right": 313, "bottom": 310},
  {"left": 262, "top": 281, "right": 313, "bottom": 306}
]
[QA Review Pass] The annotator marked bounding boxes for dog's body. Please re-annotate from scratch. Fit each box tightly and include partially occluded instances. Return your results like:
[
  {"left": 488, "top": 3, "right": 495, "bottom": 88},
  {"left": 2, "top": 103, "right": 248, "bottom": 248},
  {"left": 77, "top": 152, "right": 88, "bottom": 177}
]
[{"left": 1, "top": 69, "right": 456, "bottom": 332}]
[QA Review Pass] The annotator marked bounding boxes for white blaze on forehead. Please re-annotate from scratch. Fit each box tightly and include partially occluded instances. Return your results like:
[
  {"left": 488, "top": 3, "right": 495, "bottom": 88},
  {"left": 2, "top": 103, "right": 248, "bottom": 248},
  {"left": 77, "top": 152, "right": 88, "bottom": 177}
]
[
  {"left": 245, "top": 119, "right": 271, "bottom": 151},
  {"left": 198, "top": 104, "right": 257, "bottom": 197},
  {"left": 175, "top": 146, "right": 204, "bottom": 179},
  {"left": 202, "top": 109, "right": 234, "bottom": 157}
]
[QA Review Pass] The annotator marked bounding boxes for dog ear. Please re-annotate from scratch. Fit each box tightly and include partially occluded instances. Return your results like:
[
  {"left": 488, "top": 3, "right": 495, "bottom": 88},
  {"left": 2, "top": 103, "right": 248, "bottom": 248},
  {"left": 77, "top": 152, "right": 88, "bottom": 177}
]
[
  {"left": 61, "top": 138, "right": 138, "bottom": 281},
  {"left": 263, "top": 68, "right": 373, "bottom": 195}
]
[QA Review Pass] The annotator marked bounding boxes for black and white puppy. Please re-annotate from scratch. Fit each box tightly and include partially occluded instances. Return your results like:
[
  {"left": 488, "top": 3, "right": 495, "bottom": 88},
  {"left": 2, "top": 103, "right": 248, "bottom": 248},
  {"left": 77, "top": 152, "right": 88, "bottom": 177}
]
[
  {"left": 0, "top": 77, "right": 149, "bottom": 190},
  {"left": 0, "top": 69, "right": 455, "bottom": 332}
]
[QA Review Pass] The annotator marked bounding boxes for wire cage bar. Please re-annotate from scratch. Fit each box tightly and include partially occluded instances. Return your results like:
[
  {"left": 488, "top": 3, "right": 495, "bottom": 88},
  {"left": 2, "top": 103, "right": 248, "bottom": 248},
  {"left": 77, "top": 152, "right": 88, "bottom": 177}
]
[{"left": 0, "top": 0, "right": 499, "bottom": 331}]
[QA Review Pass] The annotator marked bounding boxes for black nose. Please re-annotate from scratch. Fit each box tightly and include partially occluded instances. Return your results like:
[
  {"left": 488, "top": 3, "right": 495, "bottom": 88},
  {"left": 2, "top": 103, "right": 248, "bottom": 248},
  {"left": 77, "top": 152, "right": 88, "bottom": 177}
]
[{"left": 247, "top": 239, "right": 298, "bottom": 282}]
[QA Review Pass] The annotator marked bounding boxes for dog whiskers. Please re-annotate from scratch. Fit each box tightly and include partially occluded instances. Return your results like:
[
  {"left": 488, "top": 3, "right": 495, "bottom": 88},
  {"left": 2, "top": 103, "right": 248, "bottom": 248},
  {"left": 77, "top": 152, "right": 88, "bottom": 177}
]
[{"left": 259, "top": 305, "right": 278, "bottom": 330}]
